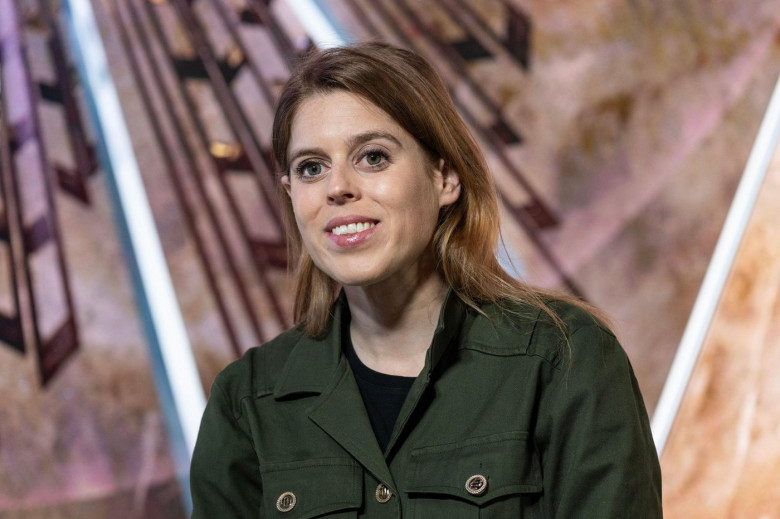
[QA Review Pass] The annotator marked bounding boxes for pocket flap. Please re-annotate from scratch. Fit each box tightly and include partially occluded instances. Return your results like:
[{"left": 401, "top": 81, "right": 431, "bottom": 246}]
[
  {"left": 405, "top": 431, "right": 542, "bottom": 506},
  {"left": 261, "top": 458, "right": 363, "bottom": 518}
]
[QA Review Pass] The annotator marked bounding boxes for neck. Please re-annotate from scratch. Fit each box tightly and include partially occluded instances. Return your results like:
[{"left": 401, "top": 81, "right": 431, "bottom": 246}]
[{"left": 344, "top": 269, "right": 448, "bottom": 377}]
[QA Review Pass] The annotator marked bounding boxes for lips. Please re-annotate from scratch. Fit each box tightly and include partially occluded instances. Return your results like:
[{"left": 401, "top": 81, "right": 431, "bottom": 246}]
[{"left": 325, "top": 215, "right": 379, "bottom": 247}]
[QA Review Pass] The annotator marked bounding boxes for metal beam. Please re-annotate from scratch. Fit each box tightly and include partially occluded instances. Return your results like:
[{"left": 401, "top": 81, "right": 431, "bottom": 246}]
[{"left": 61, "top": 0, "right": 206, "bottom": 513}]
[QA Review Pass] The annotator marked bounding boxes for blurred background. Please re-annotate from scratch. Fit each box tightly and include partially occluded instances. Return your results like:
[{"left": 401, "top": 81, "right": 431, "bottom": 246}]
[{"left": 1, "top": 0, "right": 779, "bottom": 517}]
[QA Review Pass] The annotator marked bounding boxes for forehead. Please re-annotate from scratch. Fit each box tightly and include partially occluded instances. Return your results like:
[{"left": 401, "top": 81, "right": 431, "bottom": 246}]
[{"left": 289, "top": 91, "right": 407, "bottom": 146}]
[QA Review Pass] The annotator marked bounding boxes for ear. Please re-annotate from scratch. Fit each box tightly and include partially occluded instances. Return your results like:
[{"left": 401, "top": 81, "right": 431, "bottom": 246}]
[
  {"left": 434, "top": 159, "right": 461, "bottom": 207},
  {"left": 281, "top": 175, "right": 292, "bottom": 196}
]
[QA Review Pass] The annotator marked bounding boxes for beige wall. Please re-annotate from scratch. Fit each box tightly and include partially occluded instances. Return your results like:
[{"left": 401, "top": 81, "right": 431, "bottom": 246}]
[{"left": 662, "top": 116, "right": 780, "bottom": 517}]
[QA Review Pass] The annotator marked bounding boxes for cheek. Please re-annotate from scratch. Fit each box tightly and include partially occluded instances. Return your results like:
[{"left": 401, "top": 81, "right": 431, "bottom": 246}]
[
  {"left": 396, "top": 192, "right": 441, "bottom": 237},
  {"left": 289, "top": 198, "right": 320, "bottom": 247},
  {"left": 289, "top": 189, "right": 317, "bottom": 224},
  {"left": 409, "top": 178, "right": 443, "bottom": 216},
  {"left": 382, "top": 170, "right": 439, "bottom": 208}
]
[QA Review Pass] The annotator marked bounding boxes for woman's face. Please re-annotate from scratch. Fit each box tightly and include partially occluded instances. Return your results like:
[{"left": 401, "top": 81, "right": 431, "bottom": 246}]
[{"left": 282, "top": 91, "right": 460, "bottom": 289}]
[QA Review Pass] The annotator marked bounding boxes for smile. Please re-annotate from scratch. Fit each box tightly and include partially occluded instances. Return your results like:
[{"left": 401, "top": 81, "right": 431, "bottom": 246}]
[{"left": 331, "top": 222, "right": 376, "bottom": 236}]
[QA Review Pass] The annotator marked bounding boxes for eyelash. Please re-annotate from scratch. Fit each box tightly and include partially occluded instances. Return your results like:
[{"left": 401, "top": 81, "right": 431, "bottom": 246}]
[{"left": 292, "top": 148, "right": 391, "bottom": 179}]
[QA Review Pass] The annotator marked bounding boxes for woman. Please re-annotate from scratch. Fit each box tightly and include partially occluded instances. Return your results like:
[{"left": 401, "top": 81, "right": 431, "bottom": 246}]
[{"left": 191, "top": 42, "right": 662, "bottom": 518}]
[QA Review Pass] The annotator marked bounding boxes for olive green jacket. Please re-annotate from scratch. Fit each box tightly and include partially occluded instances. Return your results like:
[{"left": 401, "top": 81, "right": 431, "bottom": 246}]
[{"left": 191, "top": 291, "right": 662, "bottom": 518}]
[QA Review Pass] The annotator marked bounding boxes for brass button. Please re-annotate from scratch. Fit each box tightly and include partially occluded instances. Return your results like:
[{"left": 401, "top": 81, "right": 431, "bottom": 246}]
[
  {"left": 465, "top": 474, "right": 488, "bottom": 496},
  {"left": 276, "top": 491, "right": 296, "bottom": 512},
  {"left": 375, "top": 483, "right": 392, "bottom": 503}
]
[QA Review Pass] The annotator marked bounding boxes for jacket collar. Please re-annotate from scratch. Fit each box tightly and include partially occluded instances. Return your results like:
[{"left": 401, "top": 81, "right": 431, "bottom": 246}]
[
  {"left": 422, "top": 287, "right": 469, "bottom": 379},
  {"left": 272, "top": 294, "right": 348, "bottom": 399},
  {"left": 272, "top": 287, "right": 469, "bottom": 399}
]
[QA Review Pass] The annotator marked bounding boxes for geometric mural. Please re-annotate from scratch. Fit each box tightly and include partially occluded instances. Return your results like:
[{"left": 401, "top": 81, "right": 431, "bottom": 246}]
[{"left": 1, "top": 0, "right": 83, "bottom": 385}]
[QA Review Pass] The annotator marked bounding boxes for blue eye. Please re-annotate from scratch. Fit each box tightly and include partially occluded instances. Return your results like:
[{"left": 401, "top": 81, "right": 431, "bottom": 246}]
[{"left": 295, "top": 161, "right": 323, "bottom": 178}]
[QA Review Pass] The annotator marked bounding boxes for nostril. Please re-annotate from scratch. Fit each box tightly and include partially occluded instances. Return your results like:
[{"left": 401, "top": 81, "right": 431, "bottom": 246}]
[
  {"left": 329, "top": 190, "right": 356, "bottom": 202},
  {"left": 328, "top": 192, "right": 355, "bottom": 204}
]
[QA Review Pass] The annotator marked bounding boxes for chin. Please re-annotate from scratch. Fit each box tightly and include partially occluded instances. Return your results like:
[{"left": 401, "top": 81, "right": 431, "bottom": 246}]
[
  {"left": 320, "top": 266, "right": 386, "bottom": 289},
  {"left": 332, "top": 273, "right": 384, "bottom": 288}
]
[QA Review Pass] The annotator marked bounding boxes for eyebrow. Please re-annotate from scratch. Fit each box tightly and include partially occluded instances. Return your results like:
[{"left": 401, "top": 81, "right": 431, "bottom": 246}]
[
  {"left": 348, "top": 131, "right": 402, "bottom": 150},
  {"left": 288, "top": 131, "right": 403, "bottom": 164}
]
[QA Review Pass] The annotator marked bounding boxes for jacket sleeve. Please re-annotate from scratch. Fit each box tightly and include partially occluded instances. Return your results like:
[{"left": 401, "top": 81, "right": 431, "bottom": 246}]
[
  {"left": 537, "top": 324, "right": 663, "bottom": 518},
  {"left": 191, "top": 380, "right": 262, "bottom": 518}
]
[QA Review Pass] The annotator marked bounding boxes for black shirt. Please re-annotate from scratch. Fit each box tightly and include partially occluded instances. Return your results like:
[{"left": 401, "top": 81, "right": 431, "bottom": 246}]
[{"left": 344, "top": 327, "right": 416, "bottom": 452}]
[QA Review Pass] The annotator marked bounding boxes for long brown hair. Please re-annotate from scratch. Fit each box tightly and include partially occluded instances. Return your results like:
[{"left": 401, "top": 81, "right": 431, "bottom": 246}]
[{"left": 272, "top": 42, "right": 602, "bottom": 337}]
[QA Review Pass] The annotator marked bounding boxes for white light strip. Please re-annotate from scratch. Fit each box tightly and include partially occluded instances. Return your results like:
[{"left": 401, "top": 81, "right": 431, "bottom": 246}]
[
  {"left": 651, "top": 73, "right": 780, "bottom": 454},
  {"left": 63, "top": 0, "right": 205, "bottom": 457},
  {"left": 284, "top": 0, "right": 348, "bottom": 48}
]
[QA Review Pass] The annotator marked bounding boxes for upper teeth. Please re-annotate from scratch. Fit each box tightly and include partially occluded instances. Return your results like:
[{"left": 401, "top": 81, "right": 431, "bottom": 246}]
[{"left": 332, "top": 222, "right": 375, "bottom": 236}]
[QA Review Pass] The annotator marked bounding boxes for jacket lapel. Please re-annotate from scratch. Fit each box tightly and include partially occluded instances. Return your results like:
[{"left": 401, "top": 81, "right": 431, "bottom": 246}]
[
  {"left": 384, "top": 289, "right": 469, "bottom": 456},
  {"left": 308, "top": 360, "right": 396, "bottom": 489},
  {"left": 272, "top": 295, "right": 395, "bottom": 489}
]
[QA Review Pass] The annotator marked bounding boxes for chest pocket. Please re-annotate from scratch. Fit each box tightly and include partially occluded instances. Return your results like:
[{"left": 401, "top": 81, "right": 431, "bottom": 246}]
[
  {"left": 260, "top": 458, "right": 363, "bottom": 518},
  {"left": 404, "top": 431, "right": 543, "bottom": 519}
]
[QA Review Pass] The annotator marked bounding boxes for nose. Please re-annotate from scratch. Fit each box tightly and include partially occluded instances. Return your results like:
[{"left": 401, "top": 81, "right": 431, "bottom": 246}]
[{"left": 327, "top": 162, "right": 359, "bottom": 204}]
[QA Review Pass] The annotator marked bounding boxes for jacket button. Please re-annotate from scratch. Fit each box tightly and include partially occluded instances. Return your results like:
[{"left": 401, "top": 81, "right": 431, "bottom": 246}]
[
  {"left": 375, "top": 483, "right": 393, "bottom": 503},
  {"left": 465, "top": 474, "right": 488, "bottom": 496},
  {"left": 276, "top": 491, "right": 296, "bottom": 512}
]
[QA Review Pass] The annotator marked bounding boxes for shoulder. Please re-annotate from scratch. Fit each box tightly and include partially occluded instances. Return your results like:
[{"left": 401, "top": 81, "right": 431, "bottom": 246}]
[
  {"left": 466, "top": 298, "right": 617, "bottom": 369},
  {"left": 539, "top": 299, "right": 616, "bottom": 345},
  {"left": 210, "top": 327, "right": 307, "bottom": 412},
  {"left": 539, "top": 299, "right": 620, "bottom": 368}
]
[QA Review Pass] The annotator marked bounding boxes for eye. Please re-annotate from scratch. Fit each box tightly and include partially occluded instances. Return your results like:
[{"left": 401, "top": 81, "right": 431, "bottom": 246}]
[
  {"left": 366, "top": 151, "right": 384, "bottom": 166},
  {"left": 294, "top": 160, "right": 324, "bottom": 178},
  {"left": 358, "top": 148, "right": 390, "bottom": 169}
]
